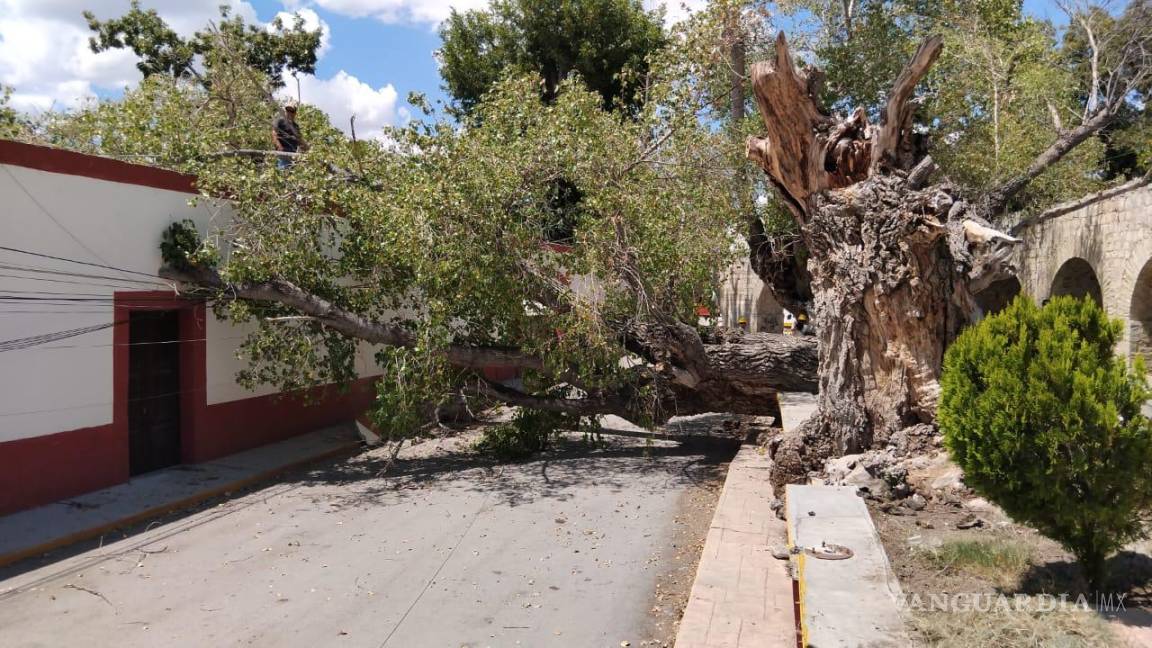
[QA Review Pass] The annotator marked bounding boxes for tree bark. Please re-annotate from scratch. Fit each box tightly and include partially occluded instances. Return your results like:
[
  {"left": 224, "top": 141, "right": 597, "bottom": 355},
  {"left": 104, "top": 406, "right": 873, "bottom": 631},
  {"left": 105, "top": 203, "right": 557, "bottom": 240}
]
[{"left": 746, "top": 33, "right": 1022, "bottom": 490}]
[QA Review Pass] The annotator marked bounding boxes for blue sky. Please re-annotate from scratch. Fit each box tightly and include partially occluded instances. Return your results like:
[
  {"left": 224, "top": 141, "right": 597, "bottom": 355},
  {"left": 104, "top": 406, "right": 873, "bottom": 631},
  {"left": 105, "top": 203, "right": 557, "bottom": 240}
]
[
  {"left": 250, "top": 1, "right": 452, "bottom": 107},
  {"left": 0, "top": 0, "right": 1075, "bottom": 138}
]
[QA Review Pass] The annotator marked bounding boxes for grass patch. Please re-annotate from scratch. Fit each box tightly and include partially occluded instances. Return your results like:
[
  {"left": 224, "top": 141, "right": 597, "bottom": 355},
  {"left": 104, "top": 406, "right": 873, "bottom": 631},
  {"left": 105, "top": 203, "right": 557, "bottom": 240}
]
[
  {"left": 920, "top": 539, "right": 1033, "bottom": 587},
  {"left": 911, "top": 607, "right": 1119, "bottom": 648}
]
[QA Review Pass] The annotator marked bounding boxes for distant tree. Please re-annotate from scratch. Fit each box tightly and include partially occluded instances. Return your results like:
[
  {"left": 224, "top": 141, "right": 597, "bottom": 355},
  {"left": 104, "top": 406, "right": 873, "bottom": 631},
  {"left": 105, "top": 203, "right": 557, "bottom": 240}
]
[
  {"left": 1058, "top": 0, "right": 1151, "bottom": 180},
  {"left": 84, "top": 0, "right": 322, "bottom": 88},
  {"left": 0, "top": 85, "right": 22, "bottom": 139},
  {"left": 438, "top": 0, "right": 667, "bottom": 115}
]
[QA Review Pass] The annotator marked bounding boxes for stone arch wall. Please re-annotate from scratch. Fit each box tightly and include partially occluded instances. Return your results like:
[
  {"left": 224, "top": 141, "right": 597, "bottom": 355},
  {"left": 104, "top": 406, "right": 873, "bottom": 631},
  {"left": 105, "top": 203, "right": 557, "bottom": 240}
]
[
  {"left": 975, "top": 277, "right": 1022, "bottom": 315},
  {"left": 1130, "top": 259, "right": 1152, "bottom": 365},
  {"left": 1049, "top": 257, "right": 1104, "bottom": 306},
  {"left": 1016, "top": 186, "right": 1152, "bottom": 358}
]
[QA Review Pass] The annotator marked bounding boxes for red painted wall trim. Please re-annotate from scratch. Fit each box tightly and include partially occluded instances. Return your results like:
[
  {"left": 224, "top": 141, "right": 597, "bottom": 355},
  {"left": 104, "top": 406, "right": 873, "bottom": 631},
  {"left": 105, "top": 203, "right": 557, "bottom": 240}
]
[
  {"left": 0, "top": 291, "right": 377, "bottom": 516},
  {"left": 0, "top": 423, "right": 123, "bottom": 516},
  {"left": 193, "top": 378, "right": 377, "bottom": 463},
  {"left": 0, "top": 139, "right": 197, "bottom": 195}
]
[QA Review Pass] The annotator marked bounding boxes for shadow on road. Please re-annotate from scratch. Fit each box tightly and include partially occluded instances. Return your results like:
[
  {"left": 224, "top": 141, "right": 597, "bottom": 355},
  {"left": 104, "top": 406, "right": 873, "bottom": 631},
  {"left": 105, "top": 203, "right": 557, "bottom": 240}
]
[
  {"left": 0, "top": 419, "right": 741, "bottom": 586},
  {"left": 295, "top": 425, "right": 739, "bottom": 510}
]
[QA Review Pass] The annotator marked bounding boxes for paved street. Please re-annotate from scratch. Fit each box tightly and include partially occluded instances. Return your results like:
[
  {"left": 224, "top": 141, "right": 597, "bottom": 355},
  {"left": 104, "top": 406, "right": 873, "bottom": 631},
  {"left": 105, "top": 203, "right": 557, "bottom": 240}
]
[{"left": 0, "top": 427, "right": 735, "bottom": 648}]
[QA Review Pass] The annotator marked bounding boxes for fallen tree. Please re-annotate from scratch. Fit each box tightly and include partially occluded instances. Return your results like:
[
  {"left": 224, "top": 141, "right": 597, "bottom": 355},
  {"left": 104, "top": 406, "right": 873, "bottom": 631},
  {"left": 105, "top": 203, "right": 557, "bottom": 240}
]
[
  {"left": 57, "top": 2, "right": 1147, "bottom": 468},
  {"left": 132, "top": 52, "right": 821, "bottom": 438},
  {"left": 160, "top": 262, "right": 819, "bottom": 422}
]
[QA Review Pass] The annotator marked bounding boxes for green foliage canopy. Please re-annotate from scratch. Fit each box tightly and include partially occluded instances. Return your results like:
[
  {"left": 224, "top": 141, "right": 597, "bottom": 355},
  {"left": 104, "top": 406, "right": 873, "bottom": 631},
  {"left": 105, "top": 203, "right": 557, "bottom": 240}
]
[
  {"left": 438, "top": 0, "right": 667, "bottom": 115},
  {"left": 45, "top": 26, "right": 743, "bottom": 436},
  {"left": 84, "top": 0, "right": 322, "bottom": 87},
  {"left": 774, "top": 0, "right": 1147, "bottom": 216},
  {"left": 0, "top": 85, "right": 23, "bottom": 139}
]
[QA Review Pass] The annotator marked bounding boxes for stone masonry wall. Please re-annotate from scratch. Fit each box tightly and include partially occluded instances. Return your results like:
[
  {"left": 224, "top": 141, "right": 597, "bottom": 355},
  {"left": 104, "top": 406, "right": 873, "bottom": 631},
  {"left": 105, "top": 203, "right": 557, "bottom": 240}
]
[{"left": 1016, "top": 185, "right": 1152, "bottom": 360}]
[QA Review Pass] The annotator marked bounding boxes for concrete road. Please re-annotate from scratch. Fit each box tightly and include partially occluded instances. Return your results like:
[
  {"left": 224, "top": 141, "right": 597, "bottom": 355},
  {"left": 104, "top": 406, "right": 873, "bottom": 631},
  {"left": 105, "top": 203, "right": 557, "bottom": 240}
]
[{"left": 0, "top": 428, "right": 734, "bottom": 648}]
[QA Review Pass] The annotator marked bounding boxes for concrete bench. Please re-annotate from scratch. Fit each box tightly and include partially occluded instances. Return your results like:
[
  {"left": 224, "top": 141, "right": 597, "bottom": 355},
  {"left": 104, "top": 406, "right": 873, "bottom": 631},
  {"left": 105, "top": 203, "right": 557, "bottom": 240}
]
[{"left": 786, "top": 484, "right": 909, "bottom": 647}]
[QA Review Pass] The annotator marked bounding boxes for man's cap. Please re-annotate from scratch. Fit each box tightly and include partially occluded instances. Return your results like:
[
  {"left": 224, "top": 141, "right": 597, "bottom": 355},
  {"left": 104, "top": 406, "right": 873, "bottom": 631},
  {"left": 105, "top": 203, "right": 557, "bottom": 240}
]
[{"left": 284, "top": 101, "right": 298, "bottom": 111}]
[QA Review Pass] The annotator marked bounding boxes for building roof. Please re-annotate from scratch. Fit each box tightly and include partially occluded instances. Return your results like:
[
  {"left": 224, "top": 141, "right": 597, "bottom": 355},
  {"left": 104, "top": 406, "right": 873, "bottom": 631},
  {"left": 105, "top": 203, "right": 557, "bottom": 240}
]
[{"left": 0, "top": 139, "right": 196, "bottom": 195}]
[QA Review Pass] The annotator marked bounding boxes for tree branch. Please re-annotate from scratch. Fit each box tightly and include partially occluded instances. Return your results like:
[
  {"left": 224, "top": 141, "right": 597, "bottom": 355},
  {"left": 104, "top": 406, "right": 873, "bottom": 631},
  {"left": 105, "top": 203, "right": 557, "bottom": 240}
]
[
  {"left": 469, "top": 377, "right": 636, "bottom": 418},
  {"left": 746, "top": 32, "right": 836, "bottom": 222},
  {"left": 871, "top": 35, "right": 943, "bottom": 172},
  {"left": 159, "top": 264, "right": 543, "bottom": 371},
  {"left": 987, "top": 104, "right": 1119, "bottom": 215}
]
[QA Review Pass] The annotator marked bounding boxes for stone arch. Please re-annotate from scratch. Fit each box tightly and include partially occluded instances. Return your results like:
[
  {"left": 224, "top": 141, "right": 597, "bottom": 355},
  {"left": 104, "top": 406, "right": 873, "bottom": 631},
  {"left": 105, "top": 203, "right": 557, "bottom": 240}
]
[
  {"left": 974, "top": 277, "right": 1022, "bottom": 316},
  {"left": 754, "top": 285, "right": 783, "bottom": 333},
  {"left": 1049, "top": 257, "right": 1103, "bottom": 306},
  {"left": 1129, "top": 258, "right": 1152, "bottom": 364}
]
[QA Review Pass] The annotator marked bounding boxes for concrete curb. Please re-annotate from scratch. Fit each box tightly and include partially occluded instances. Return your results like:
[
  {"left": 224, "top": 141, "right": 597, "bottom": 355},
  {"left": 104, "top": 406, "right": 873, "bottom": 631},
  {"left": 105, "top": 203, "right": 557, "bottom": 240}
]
[{"left": 0, "top": 437, "right": 362, "bottom": 569}]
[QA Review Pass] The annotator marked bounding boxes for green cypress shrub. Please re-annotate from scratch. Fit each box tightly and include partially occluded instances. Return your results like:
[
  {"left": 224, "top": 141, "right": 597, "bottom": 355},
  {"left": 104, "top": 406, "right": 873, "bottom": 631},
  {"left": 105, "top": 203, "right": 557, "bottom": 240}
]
[{"left": 940, "top": 295, "right": 1152, "bottom": 590}]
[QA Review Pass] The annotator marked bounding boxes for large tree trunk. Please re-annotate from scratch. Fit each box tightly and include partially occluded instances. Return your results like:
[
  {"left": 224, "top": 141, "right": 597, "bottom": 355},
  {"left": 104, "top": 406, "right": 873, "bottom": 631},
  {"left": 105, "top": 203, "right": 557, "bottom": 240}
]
[
  {"left": 746, "top": 34, "right": 1021, "bottom": 490},
  {"left": 805, "top": 177, "right": 956, "bottom": 454}
]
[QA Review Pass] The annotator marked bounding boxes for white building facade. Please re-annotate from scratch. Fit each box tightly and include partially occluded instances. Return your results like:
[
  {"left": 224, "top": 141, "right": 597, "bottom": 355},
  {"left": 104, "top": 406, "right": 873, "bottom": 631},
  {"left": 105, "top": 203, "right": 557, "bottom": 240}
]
[{"left": 0, "top": 140, "right": 381, "bottom": 515}]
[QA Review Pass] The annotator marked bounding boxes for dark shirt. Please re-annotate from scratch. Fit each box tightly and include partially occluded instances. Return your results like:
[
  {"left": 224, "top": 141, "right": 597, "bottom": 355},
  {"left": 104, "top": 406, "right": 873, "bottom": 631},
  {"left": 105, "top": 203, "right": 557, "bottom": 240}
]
[{"left": 274, "top": 117, "right": 301, "bottom": 152}]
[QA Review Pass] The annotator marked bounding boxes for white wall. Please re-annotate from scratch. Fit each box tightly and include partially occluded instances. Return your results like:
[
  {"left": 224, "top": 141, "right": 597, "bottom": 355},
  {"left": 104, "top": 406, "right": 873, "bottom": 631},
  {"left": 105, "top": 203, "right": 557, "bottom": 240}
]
[
  {"left": 2, "top": 157, "right": 388, "bottom": 444},
  {"left": 717, "top": 255, "right": 784, "bottom": 333},
  {"left": 0, "top": 164, "right": 232, "bottom": 443}
]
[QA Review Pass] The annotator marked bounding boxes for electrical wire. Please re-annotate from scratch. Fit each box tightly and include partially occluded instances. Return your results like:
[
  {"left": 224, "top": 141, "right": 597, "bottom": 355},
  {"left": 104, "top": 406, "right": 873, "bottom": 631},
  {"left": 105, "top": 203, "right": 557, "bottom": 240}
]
[
  {"left": 0, "top": 382, "right": 240, "bottom": 418},
  {"left": 21, "top": 335, "right": 247, "bottom": 351},
  {"left": 0, "top": 263, "right": 167, "bottom": 286},
  {"left": 0, "top": 295, "right": 195, "bottom": 304},
  {"left": 0, "top": 245, "right": 164, "bottom": 279},
  {"left": 2, "top": 166, "right": 113, "bottom": 266},
  {"left": 0, "top": 272, "right": 161, "bottom": 290},
  {"left": 0, "top": 322, "right": 117, "bottom": 352}
]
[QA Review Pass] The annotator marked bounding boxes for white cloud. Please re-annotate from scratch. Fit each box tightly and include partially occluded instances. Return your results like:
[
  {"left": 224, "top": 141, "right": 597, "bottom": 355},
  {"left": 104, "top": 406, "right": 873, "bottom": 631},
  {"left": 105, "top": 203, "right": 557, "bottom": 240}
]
[
  {"left": 0, "top": 0, "right": 400, "bottom": 142},
  {"left": 282, "top": 70, "right": 403, "bottom": 140},
  {"left": 309, "top": 0, "right": 488, "bottom": 25},
  {"left": 0, "top": 0, "right": 261, "bottom": 113},
  {"left": 269, "top": 8, "right": 332, "bottom": 58}
]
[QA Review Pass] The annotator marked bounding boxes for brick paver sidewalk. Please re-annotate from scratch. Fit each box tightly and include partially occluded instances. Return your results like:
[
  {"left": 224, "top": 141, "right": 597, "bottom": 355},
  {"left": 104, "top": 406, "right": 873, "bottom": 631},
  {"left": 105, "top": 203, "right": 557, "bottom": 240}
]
[{"left": 674, "top": 444, "right": 797, "bottom": 647}]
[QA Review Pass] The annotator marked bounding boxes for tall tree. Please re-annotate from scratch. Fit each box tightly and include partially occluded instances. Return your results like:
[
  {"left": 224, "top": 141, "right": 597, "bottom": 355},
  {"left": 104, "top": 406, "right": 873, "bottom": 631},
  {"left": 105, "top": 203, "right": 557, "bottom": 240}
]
[
  {"left": 0, "top": 86, "right": 22, "bottom": 139},
  {"left": 744, "top": 0, "right": 1151, "bottom": 490},
  {"left": 438, "top": 0, "right": 667, "bottom": 115},
  {"left": 49, "top": 20, "right": 817, "bottom": 442},
  {"left": 84, "top": 0, "right": 322, "bottom": 88}
]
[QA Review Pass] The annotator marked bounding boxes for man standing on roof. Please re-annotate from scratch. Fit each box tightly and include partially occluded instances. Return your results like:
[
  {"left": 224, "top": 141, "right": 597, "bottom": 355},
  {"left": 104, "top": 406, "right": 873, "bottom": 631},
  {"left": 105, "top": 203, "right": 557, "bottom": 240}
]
[{"left": 273, "top": 102, "right": 306, "bottom": 169}]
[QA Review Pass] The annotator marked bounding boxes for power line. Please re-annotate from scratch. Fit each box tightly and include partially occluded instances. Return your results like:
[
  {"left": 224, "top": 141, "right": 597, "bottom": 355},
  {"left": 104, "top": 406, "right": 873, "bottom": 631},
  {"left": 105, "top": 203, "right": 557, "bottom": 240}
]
[
  {"left": 0, "top": 245, "right": 165, "bottom": 280},
  {"left": 0, "top": 272, "right": 162, "bottom": 290},
  {"left": 14, "top": 335, "right": 247, "bottom": 351},
  {"left": 0, "top": 262, "right": 167, "bottom": 286},
  {"left": 0, "top": 289, "right": 113, "bottom": 297},
  {"left": 0, "top": 381, "right": 240, "bottom": 418},
  {"left": 0, "top": 295, "right": 196, "bottom": 304},
  {"left": 0, "top": 310, "right": 117, "bottom": 315},
  {"left": 2, "top": 166, "right": 112, "bottom": 266},
  {"left": 0, "top": 322, "right": 118, "bottom": 352}
]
